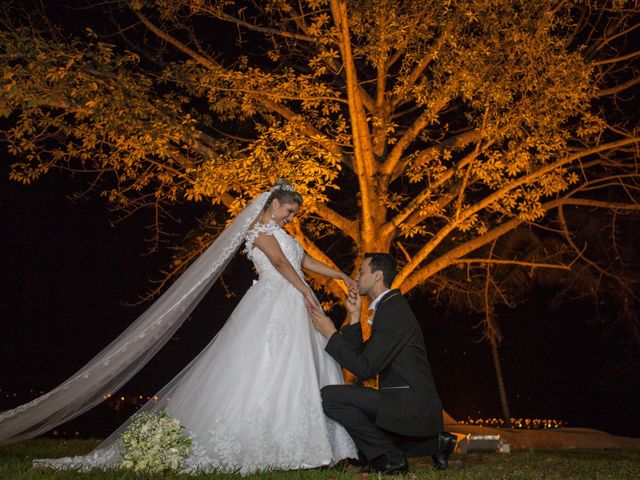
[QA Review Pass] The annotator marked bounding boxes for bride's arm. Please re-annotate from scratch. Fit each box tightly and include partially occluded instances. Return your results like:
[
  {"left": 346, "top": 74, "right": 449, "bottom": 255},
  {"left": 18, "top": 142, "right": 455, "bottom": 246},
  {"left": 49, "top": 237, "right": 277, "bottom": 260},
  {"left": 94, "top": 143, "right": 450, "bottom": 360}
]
[
  {"left": 253, "top": 233, "right": 315, "bottom": 302},
  {"left": 302, "top": 254, "right": 355, "bottom": 289}
]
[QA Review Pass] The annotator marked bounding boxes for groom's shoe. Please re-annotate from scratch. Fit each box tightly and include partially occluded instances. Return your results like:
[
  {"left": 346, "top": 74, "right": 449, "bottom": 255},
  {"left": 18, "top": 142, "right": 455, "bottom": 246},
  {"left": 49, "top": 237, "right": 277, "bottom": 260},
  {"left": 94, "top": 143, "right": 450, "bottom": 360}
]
[
  {"left": 364, "top": 455, "right": 408, "bottom": 475},
  {"left": 432, "top": 432, "right": 457, "bottom": 470}
]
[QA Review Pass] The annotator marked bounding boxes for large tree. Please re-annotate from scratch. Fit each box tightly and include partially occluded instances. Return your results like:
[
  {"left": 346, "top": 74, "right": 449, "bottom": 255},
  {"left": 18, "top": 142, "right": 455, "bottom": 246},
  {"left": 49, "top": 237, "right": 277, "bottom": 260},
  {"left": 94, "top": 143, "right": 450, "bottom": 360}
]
[{"left": 2, "top": 0, "right": 640, "bottom": 313}]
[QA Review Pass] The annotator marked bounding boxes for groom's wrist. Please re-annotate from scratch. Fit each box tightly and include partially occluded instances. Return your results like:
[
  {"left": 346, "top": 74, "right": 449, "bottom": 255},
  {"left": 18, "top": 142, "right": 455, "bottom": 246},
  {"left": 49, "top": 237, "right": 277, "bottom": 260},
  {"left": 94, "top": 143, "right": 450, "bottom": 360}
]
[{"left": 322, "top": 326, "right": 337, "bottom": 339}]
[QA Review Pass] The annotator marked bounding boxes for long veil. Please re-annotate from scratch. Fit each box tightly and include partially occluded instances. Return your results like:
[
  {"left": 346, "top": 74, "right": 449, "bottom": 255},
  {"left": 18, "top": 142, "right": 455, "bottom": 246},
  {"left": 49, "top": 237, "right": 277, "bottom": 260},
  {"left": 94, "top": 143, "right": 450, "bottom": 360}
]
[{"left": 0, "top": 192, "right": 270, "bottom": 445}]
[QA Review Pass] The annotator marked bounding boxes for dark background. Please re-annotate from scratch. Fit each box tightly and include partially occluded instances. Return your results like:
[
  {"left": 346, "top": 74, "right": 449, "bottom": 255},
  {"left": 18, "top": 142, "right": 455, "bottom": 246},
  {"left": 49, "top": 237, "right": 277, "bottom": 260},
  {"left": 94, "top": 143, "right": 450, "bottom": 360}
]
[{"left": 2, "top": 163, "right": 639, "bottom": 439}]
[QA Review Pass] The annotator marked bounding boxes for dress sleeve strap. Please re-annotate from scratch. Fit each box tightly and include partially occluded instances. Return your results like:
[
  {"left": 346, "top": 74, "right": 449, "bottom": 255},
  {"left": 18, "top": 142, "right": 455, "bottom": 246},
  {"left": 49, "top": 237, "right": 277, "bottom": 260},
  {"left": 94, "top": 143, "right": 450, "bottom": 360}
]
[{"left": 244, "top": 221, "right": 281, "bottom": 254}]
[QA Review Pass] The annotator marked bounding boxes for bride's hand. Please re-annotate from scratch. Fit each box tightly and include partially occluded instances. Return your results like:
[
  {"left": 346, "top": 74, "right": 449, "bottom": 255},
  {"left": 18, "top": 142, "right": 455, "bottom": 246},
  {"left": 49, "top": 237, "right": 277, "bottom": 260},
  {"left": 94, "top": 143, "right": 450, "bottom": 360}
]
[
  {"left": 345, "top": 285, "right": 361, "bottom": 320},
  {"left": 340, "top": 274, "right": 358, "bottom": 292},
  {"left": 302, "top": 289, "right": 318, "bottom": 309}
]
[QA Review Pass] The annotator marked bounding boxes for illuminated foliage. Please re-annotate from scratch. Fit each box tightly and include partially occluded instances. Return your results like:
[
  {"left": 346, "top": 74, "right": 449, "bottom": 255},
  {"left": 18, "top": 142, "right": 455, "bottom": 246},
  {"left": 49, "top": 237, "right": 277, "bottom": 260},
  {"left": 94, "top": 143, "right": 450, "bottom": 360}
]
[{"left": 1, "top": 0, "right": 639, "bottom": 304}]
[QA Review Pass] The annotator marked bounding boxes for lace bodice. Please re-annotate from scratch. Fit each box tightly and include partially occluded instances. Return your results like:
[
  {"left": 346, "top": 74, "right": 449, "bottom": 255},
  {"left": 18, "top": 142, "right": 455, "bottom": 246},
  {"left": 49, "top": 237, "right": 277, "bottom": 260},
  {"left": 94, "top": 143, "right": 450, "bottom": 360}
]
[{"left": 245, "top": 222, "right": 305, "bottom": 282}]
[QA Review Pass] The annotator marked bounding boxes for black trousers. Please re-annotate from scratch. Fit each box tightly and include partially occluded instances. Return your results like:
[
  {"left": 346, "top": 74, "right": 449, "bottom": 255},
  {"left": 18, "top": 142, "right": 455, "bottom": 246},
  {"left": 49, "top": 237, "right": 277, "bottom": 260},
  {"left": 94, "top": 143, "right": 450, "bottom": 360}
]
[
  {"left": 321, "top": 384, "right": 440, "bottom": 461},
  {"left": 321, "top": 384, "right": 404, "bottom": 462}
]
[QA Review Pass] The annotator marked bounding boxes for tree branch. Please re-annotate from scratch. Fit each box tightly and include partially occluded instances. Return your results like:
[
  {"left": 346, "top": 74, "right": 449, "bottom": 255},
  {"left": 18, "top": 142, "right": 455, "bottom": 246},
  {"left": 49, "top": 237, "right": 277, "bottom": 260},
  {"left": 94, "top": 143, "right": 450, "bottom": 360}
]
[
  {"left": 592, "top": 48, "right": 640, "bottom": 66},
  {"left": 283, "top": 4, "right": 376, "bottom": 113},
  {"left": 131, "top": 8, "right": 218, "bottom": 70},
  {"left": 597, "top": 75, "right": 640, "bottom": 97},
  {"left": 383, "top": 144, "right": 485, "bottom": 240},
  {"left": 559, "top": 198, "right": 640, "bottom": 211},
  {"left": 257, "top": 96, "right": 350, "bottom": 168},
  {"left": 313, "top": 202, "right": 359, "bottom": 241},
  {"left": 557, "top": 205, "right": 639, "bottom": 301},
  {"left": 589, "top": 19, "right": 640, "bottom": 56},
  {"left": 330, "top": 0, "right": 376, "bottom": 242},
  {"left": 396, "top": 136, "right": 640, "bottom": 289},
  {"left": 289, "top": 220, "right": 348, "bottom": 298},
  {"left": 391, "top": 128, "right": 481, "bottom": 181},
  {"left": 397, "top": 214, "right": 525, "bottom": 291},
  {"left": 198, "top": 6, "right": 320, "bottom": 43},
  {"left": 381, "top": 93, "right": 452, "bottom": 177},
  {"left": 452, "top": 258, "right": 571, "bottom": 270},
  {"left": 390, "top": 15, "right": 457, "bottom": 109}
]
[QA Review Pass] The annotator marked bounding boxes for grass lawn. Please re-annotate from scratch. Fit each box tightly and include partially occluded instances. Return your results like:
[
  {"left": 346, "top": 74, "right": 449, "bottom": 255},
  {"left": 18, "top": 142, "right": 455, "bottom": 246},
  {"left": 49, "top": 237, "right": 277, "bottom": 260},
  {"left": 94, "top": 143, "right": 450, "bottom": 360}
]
[{"left": 1, "top": 439, "right": 638, "bottom": 479}]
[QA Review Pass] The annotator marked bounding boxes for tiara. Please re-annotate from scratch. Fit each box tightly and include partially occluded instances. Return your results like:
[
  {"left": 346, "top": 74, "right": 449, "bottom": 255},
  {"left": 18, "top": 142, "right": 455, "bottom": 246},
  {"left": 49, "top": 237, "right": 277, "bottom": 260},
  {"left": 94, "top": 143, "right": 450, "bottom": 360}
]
[{"left": 270, "top": 183, "right": 297, "bottom": 193}]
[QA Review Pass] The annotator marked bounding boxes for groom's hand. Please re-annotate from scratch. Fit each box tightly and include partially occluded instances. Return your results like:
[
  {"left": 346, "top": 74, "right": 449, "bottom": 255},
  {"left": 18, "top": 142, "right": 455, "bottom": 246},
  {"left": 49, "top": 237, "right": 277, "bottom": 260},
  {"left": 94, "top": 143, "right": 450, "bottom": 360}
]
[
  {"left": 307, "top": 304, "right": 337, "bottom": 339},
  {"left": 345, "top": 285, "right": 362, "bottom": 324}
]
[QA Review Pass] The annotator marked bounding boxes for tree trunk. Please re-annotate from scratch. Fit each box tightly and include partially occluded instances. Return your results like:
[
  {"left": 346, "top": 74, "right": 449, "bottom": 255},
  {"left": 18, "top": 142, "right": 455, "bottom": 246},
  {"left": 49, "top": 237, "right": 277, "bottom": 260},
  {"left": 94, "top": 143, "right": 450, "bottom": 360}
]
[{"left": 489, "top": 333, "right": 512, "bottom": 428}]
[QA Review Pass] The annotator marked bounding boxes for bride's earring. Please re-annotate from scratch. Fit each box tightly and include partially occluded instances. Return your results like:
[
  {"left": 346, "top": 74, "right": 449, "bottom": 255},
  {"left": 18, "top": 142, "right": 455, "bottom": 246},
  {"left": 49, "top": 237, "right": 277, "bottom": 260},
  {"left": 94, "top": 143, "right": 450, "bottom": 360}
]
[{"left": 271, "top": 209, "right": 276, "bottom": 221}]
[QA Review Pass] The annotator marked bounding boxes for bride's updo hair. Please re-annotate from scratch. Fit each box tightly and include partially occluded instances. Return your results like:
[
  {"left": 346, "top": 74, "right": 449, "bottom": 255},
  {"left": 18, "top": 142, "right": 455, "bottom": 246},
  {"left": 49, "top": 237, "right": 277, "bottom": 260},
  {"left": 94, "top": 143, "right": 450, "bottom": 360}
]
[{"left": 266, "top": 179, "right": 303, "bottom": 208}]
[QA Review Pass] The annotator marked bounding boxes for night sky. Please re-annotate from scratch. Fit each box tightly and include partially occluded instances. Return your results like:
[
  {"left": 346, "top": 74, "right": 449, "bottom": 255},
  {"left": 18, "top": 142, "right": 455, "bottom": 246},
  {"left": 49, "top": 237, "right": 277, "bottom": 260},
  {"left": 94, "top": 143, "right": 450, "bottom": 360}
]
[{"left": 1, "top": 1, "right": 639, "bottom": 441}]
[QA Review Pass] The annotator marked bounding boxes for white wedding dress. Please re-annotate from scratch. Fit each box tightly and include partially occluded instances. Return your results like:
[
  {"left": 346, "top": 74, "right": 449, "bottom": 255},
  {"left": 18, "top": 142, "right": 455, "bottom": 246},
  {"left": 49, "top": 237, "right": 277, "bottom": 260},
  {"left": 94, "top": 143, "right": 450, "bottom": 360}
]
[{"left": 33, "top": 221, "right": 357, "bottom": 474}]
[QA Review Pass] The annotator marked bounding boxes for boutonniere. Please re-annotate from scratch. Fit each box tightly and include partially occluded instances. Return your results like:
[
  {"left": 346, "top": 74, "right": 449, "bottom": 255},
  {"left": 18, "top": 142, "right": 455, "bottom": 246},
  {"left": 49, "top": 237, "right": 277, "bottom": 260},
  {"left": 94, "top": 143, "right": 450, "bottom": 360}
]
[{"left": 367, "top": 309, "right": 375, "bottom": 325}]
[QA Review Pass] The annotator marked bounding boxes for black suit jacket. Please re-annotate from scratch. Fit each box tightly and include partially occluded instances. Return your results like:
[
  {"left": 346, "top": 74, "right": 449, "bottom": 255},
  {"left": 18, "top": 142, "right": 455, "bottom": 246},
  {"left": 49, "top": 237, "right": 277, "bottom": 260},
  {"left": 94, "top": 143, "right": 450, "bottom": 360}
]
[{"left": 325, "top": 290, "right": 443, "bottom": 437}]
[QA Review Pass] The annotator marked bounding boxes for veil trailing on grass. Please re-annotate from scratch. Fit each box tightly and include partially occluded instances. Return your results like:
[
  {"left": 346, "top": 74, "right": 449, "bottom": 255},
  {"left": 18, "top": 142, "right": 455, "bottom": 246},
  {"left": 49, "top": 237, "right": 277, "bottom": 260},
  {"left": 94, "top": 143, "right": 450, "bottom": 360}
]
[{"left": 0, "top": 192, "right": 271, "bottom": 445}]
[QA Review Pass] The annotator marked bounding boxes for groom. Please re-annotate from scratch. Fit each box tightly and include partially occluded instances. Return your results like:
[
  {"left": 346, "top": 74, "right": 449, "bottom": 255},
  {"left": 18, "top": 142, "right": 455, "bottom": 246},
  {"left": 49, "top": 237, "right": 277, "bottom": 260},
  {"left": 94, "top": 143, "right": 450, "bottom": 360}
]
[{"left": 308, "top": 253, "right": 456, "bottom": 474}]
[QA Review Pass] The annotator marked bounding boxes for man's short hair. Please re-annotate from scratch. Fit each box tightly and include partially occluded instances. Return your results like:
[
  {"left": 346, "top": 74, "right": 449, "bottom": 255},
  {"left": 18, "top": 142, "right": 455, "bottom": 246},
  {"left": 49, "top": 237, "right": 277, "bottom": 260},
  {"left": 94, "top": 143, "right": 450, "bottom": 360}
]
[{"left": 364, "top": 253, "right": 397, "bottom": 288}]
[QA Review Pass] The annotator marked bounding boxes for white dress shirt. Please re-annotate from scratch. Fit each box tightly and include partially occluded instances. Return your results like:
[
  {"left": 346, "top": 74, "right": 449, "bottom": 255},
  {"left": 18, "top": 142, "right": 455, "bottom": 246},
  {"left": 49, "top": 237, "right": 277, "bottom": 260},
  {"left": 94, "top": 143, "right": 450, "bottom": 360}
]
[
  {"left": 367, "top": 289, "right": 391, "bottom": 324},
  {"left": 369, "top": 289, "right": 392, "bottom": 311}
]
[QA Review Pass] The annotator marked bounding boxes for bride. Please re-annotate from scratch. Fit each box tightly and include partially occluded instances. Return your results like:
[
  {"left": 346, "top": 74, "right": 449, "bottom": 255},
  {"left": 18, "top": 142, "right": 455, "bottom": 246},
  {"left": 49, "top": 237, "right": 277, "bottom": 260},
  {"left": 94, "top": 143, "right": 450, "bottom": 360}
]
[{"left": 0, "top": 179, "right": 357, "bottom": 473}]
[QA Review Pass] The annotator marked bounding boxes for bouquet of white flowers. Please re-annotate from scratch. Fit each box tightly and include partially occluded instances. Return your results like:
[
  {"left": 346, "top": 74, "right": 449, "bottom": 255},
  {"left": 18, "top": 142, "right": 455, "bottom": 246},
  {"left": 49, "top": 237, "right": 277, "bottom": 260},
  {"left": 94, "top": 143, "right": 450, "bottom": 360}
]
[{"left": 119, "top": 411, "right": 191, "bottom": 473}]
